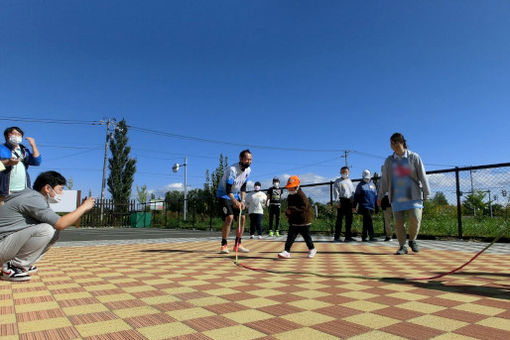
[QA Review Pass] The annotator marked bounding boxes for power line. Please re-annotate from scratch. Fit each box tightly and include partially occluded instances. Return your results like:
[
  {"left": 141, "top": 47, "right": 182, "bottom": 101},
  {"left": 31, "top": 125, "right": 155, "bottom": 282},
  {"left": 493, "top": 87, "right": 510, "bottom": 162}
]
[{"left": 0, "top": 116, "right": 99, "bottom": 125}]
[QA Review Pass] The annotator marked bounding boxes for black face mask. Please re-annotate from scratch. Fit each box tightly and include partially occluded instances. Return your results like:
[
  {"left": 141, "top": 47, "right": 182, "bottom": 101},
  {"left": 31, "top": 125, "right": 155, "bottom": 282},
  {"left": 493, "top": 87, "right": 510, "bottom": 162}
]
[{"left": 240, "top": 162, "right": 250, "bottom": 170}]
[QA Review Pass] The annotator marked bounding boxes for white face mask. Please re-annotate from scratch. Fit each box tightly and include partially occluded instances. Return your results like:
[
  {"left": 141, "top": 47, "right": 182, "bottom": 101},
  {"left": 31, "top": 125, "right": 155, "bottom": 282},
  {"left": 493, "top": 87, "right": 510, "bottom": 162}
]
[
  {"left": 274, "top": 182, "right": 279, "bottom": 188},
  {"left": 341, "top": 173, "right": 349, "bottom": 179},
  {"left": 288, "top": 187, "right": 299, "bottom": 195},
  {"left": 363, "top": 177, "right": 370, "bottom": 183},
  {"left": 8, "top": 136, "right": 22, "bottom": 145},
  {"left": 48, "top": 188, "right": 63, "bottom": 204},
  {"left": 254, "top": 185, "right": 261, "bottom": 191}
]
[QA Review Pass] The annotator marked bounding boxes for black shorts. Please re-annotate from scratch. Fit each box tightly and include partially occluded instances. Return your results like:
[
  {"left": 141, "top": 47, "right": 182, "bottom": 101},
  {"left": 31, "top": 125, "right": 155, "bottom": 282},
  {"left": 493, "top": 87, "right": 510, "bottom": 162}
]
[{"left": 219, "top": 198, "right": 242, "bottom": 220}]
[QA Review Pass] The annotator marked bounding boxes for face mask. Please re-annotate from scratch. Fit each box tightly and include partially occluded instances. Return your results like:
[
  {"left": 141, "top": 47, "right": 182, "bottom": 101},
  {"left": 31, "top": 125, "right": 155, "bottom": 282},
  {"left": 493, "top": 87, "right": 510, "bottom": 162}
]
[
  {"left": 363, "top": 178, "right": 370, "bottom": 183},
  {"left": 254, "top": 185, "right": 261, "bottom": 191},
  {"left": 240, "top": 162, "right": 250, "bottom": 170},
  {"left": 341, "top": 173, "right": 349, "bottom": 179},
  {"left": 8, "top": 136, "right": 22, "bottom": 145},
  {"left": 273, "top": 183, "right": 279, "bottom": 188},
  {"left": 288, "top": 187, "right": 298, "bottom": 195},
  {"left": 48, "top": 188, "right": 63, "bottom": 204}
]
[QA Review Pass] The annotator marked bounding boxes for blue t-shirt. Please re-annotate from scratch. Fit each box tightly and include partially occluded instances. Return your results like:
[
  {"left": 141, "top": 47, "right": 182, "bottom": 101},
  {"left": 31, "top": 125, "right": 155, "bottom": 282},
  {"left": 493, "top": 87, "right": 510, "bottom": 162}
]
[
  {"left": 391, "top": 156, "right": 423, "bottom": 211},
  {"left": 216, "top": 163, "right": 250, "bottom": 200}
]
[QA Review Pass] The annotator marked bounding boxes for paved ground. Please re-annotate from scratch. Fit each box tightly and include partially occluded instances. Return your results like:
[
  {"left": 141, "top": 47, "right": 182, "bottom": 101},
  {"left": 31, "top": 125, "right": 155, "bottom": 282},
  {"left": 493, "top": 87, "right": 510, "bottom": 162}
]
[{"left": 2, "top": 229, "right": 510, "bottom": 339}]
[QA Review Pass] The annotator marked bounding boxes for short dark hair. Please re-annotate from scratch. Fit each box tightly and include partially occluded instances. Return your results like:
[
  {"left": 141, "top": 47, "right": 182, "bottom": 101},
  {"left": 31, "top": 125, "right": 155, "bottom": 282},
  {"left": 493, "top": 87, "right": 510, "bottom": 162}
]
[
  {"left": 4, "top": 127, "right": 24, "bottom": 140},
  {"left": 254, "top": 181, "right": 261, "bottom": 187},
  {"left": 340, "top": 166, "right": 349, "bottom": 172},
  {"left": 239, "top": 149, "right": 252, "bottom": 159},
  {"left": 33, "top": 171, "right": 66, "bottom": 192},
  {"left": 390, "top": 132, "right": 407, "bottom": 149}
]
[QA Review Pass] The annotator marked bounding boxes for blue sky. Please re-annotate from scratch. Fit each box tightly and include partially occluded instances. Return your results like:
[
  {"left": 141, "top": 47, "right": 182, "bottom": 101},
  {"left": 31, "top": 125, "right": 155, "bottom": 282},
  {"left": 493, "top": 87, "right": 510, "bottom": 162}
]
[{"left": 1, "top": 1, "right": 509, "bottom": 201}]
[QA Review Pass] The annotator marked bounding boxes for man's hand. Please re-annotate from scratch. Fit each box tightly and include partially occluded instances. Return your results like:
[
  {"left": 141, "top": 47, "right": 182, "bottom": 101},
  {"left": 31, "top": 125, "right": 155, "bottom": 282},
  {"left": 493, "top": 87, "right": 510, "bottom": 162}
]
[
  {"left": 81, "top": 197, "right": 95, "bottom": 211},
  {"left": 3, "top": 158, "right": 20, "bottom": 166},
  {"left": 337, "top": 202, "right": 341, "bottom": 209},
  {"left": 376, "top": 199, "right": 382, "bottom": 207},
  {"left": 240, "top": 201, "right": 246, "bottom": 210},
  {"left": 25, "top": 137, "right": 36, "bottom": 147}
]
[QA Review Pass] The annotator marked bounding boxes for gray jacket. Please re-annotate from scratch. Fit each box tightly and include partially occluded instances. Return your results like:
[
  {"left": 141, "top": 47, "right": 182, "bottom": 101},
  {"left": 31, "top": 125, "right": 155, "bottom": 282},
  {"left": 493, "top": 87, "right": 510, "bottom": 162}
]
[{"left": 378, "top": 150, "right": 430, "bottom": 202}]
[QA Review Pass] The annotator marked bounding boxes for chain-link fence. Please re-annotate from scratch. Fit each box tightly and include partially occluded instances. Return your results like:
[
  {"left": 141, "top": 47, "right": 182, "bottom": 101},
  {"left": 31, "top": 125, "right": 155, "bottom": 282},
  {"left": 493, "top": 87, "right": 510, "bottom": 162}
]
[{"left": 81, "top": 162, "right": 510, "bottom": 239}]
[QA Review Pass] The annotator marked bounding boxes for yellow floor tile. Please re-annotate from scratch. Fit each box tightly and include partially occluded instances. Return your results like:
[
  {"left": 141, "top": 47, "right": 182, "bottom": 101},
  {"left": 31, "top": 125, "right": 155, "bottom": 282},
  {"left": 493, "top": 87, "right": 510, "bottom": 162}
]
[
  {"left": 223, "top": 309, "right": 273, "bottom": 323},
  {"left": 75, "top": 319, "right": 131, "bottom": 337},
  {"left": 409, "top": 315, "right": 468, "bottom": 331},
  {"left": 281, "top": 310, "right": 335, "bottom": 326},
  {"left": 275, "top": 327, "right": 338, "bottom": 340},
  {"left": 397, "top": 301, "right": 446, "bottom": 314},
  {"left": 63, "top": 303, "right": 109, "bottom": 316},
  {"left": 387, "top": 292, "right": 428, "bottom": 301},
  {"left": 288, "top": 299, "right": 332, "bottom": 310},
  {"left": 454, "top": 303, "right": 505, "bottom": 316},
  {"left": 203, "top": 324, "right": 266, "bottom": 340},
  {"left": 15, "top": 301, "right": 60, "bottom": 313},
  {"left": 138, "top": 322, "right": 197, "bottom": 340},
  {"left": 349, "top": 330, "right": 407, "bottom": 340},
  {"left": 342, "top": 300, "right": 387, "bottom": 312},
  {"left": 166, "top": 307, "right": 215, "bottom": 321},
  {"left": 477, "top": 317, "right": 510, "bottom": 331},
  {"left": 18, "top": 317, "right": 71, "bottom": 333},
  {"left": 96, "top": 293, "right": 135, "bottom": 303},
  {"left": 345, "top": 312, "right": 400, "bottom": 329},
  {"left": 113, "top": 305, "right": 160, "bottom": 318}
]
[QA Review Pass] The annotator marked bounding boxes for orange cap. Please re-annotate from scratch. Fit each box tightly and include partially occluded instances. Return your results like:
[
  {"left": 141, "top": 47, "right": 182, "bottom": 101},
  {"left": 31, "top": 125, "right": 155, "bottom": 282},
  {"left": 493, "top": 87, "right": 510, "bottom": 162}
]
[{"left": 285, "top": 175, "right": 300, "bottom": 188}]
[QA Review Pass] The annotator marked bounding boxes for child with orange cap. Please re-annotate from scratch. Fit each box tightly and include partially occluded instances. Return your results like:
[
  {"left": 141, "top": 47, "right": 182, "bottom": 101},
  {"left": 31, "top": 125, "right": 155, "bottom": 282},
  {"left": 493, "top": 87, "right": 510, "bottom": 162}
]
[{"left": 278, "top": 175, "right": 316, "bottom": 259}]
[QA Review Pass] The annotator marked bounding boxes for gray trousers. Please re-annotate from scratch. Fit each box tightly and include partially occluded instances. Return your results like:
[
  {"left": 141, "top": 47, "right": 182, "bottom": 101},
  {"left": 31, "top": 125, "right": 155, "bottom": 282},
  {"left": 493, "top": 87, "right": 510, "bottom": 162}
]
[
  {"left": 393, "top": 208, "right": 422, "bottom": 247},
  {"left": 383, "top": 208, "right": 393, "bottom": 237},
  {"left": 0, "top": 224, "right": 58, "bottom": 268}
]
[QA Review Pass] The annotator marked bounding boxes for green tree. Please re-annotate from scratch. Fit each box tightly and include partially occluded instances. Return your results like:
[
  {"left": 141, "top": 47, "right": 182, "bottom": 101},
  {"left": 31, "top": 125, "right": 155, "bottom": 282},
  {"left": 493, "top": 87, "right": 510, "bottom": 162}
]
[
  {"left": 431, "top": 192, "right": 448, "bottom": 206},
  {"left": 136, "top": 185, "right": 148, "bottom": 204},
  {"left": 107, "top": 119, "right": 136, "bottom": 210},
  {"left": 463, "top": 190, "right": 488, "bottom": 216},
  {"left": 66, "top": 177, "right": 74, "bottom": 190}
]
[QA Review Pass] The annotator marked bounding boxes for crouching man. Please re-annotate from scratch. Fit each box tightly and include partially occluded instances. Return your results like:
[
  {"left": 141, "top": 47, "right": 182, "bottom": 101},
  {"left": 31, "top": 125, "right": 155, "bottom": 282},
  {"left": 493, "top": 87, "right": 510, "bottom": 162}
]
[{"left": 0, "top": 171, "right": 95, "bottom": 281}]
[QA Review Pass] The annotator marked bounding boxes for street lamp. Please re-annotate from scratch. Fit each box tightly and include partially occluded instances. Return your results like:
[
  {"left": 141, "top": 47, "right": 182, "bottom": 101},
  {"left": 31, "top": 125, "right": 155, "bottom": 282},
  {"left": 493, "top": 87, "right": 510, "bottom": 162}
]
[{"left": 172, "top": 157, "right": 188, "bottom": 221}]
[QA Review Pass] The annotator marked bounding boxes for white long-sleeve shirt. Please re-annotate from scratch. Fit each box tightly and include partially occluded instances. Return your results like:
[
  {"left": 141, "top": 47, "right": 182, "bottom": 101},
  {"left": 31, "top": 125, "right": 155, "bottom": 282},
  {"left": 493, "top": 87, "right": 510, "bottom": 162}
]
[
  {"left": 246, "top": 191, "right": 267, "bottom": 214},
  {"left": 333, "top": 178, "right": 355, "bottom": 201}
]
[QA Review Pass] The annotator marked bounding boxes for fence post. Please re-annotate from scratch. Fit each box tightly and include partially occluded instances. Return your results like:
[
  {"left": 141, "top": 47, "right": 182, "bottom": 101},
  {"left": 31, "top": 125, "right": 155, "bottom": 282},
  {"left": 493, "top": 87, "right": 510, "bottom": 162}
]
[
  {"left": 192, "top": 200, "right": 196, "bottom": 229},
  {"left": 455, "top": 167, "right": 463, "bottom": 239},
  {"left": 329, "top": 181, "right": 334, "bottom": 235},
  {"left": 209, "top": 196, "right": 213, "bottom": 231}
]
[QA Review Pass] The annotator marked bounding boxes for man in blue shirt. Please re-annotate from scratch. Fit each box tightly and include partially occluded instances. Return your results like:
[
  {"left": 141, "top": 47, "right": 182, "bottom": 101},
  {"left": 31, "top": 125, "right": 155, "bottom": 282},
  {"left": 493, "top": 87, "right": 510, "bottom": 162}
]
[{"left": 217, "top": 150, "right": 252, "bottom": 254}]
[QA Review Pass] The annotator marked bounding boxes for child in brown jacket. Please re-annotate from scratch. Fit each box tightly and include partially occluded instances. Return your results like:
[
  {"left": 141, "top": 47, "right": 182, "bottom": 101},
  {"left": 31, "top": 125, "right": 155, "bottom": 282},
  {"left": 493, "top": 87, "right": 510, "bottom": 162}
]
[{"left": 278, "top": 175, "right": 316, "bottom": 259}]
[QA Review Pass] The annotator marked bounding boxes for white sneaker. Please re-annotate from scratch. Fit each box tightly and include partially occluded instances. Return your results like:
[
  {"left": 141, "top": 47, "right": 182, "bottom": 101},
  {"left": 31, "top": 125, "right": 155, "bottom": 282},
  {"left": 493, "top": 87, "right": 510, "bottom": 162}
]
[
  {"left": 2, "top": 262, "right": 31, "bottom": 282},
  {"left": 307, "top": 248, "right": 317, "bottom": 258},
  {"left": 234, "top": 245, "right": 250, "bottom": 253},
  {"left": 258, "top": 235, "right": 262, "bottom": 239},
  {"left": 250, "top": 235, "right": 254, "bottom": 239},
  {"left": 278, "top": 251, "right": 291, "bottom": 259}
]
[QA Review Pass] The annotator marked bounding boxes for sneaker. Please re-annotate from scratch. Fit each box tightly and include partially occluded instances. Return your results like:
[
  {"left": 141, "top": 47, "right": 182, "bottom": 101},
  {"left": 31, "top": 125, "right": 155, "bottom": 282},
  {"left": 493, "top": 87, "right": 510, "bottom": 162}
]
[
  {"left": 343, "top": 237, "right": 354, "bottom": 242},
  {"left": 275, "top": 231, "right": 280, "bottom": 237},
  {"left": 368, "top": 238, "right": 378, "bottom": 242},
  {"left": 220, "top": 245, "right": 229, "bottom": 254},
  {"left": 278, "top": 250, "right": 291, "bottom": 259},
  {"left": 2, "top": 262, "right": 31, "bottom": 282},
  {"left": 233, "top": 245, "right": 250, "bottom": 253},
  {"left": 333, "top": 238, "right": 341, "bottom": 242},
  {"left": 384, "top": 237, "right": 392, "bottom": 242},
  {"left": 362, "top": 238, "right": 368, "bottom": 242},
  {"left": 250, "top": 235, "right": 254, "bottom": 239},
  {"left": 269, "top": 230, "right": 274, "bottom": 237},
  {"left": 408, "top": 241, "right": 420, "bottom": 253},
  {"left": 395, "top": 245, "right": 408, "bottom": 255},
  {"left": 27, "top": 265, "right": 38, "bottom": 273},
  {"left": 258, "top": 235, "right": 262, "bottom": 239},
  {"left": 307, "top": 248, "right": 317, "bottom": 258}
]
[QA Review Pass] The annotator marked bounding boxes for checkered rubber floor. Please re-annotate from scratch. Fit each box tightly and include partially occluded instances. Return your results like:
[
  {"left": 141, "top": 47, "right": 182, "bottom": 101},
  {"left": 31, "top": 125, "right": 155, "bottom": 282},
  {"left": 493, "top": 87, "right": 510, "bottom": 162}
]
[{"left": 2, "top": 239, "right": 510, "bottom": 340}]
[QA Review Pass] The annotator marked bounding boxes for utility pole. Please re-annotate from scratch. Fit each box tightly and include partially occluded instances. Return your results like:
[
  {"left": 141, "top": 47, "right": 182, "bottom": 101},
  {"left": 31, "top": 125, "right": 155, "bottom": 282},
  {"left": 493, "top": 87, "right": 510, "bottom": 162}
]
[
  {"left": 172, "top": 157, "right": 188, "bottom": 221},
  {"left": 99, "top": 118, "right": 117, "bottom": 223},
  {"left": 340, "top": 150, "right": 351, "bottom": 168}
]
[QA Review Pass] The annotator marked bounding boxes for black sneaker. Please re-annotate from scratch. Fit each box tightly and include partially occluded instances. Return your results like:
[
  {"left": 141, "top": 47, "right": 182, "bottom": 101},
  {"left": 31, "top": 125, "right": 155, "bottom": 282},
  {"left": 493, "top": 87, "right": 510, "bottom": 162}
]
[
  {"left": 362, "top": 238, "right": 368, "bottom": 242},
  {"left": 333, "top": 238, "right": 341, "bottom": 242},
  {"left": 384, "top": 237, "right": 392, "bottom": 242},
  {"left": 368, "top": 238, "right": 378, "bottom": 242},
  {"left": 395, "top": 246, "right": 408, "bottom": 255},
  {"left": 2, "top": 262, "right": 30, "bottom": 282},
  {"left": 408, "top": 241, "right": 420, "bottom": 253},
  {"left": 343, "top": 237, "right": 354, "bottom": 242}
]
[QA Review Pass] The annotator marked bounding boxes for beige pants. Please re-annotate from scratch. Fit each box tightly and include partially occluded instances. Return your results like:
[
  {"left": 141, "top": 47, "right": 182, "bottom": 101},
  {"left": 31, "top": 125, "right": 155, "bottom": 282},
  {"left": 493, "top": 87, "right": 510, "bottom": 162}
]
[
  {"left": 383, "top": 208, "right": 393, "bottom": 237},
  {"left": 0, "top": 196, "right": 5, "bottom": 206},
  {"left": 393, "top": 208, "right": 423, "bottom": 247}
]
